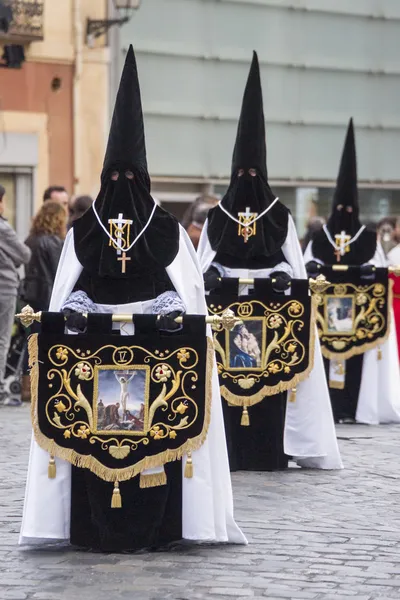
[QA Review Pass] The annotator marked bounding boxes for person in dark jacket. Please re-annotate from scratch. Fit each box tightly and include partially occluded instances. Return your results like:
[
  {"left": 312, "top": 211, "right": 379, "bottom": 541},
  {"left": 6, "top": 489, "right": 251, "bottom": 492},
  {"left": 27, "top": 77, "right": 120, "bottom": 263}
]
[
  {"left": 20, "top": 201, "right": 67, "bottom": 402},
  {"left": 24, "top": 201, "right": 67, "bottom": 311}
]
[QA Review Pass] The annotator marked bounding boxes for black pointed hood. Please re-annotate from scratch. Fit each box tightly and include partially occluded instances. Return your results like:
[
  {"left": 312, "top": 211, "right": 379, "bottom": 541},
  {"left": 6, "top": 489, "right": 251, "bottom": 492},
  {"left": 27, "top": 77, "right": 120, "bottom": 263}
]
[
  {"left": 311, "top": 119, "right": 376, "bottom": 264},
  {"left": 102, "top": 44, "right": 147, "bottom": 180},
  {"left": 231, "top": 51, "right": 267, "bottom": 180},
  {"left": 207, "top": 51, "right": 288, "bottom": 263},
  {"left": 73, "top": 45, "right": 178, "bottom": 279},
  {"left": 327, "top": 118, "right": 360, "bottom": 235}
]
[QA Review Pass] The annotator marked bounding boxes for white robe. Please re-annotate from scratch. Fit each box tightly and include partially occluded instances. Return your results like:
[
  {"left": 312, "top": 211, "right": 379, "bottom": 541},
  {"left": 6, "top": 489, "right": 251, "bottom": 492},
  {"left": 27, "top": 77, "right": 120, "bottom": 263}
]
[
  {"left": 198, "top": 215, "right": 343, "bottom": 470},
  {"left": 19, "top": 225, "right": 247, "bottom": 546},
  {"left": 388, "top": 244, "right": 400, "bottom": 266},
  {"left": 304, "top": 240, "right": 400, "bottom": 425}
]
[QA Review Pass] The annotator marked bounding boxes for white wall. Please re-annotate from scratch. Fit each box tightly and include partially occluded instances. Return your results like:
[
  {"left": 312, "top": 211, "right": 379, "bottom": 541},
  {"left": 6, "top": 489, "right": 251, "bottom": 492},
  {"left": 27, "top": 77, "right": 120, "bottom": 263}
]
[{"left": 118, "top": 0, "right": 400, "bottom": 184}]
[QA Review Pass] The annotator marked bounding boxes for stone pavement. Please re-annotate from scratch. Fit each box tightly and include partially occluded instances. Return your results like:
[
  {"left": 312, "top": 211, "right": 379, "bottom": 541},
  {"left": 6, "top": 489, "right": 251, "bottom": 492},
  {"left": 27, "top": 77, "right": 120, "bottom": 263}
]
[{"left": 1, "top": 405, "right": 400, "bottom": 600}]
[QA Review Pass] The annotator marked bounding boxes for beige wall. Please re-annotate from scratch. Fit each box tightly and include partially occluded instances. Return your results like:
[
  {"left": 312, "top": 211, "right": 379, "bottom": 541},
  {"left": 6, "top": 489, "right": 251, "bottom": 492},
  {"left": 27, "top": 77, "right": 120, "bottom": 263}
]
[
  {"left": 77, "top": 45, "right": 110, "bottom": 197},
  {"left": 19, "top": 0, "right": 109, "bottom": 200},
  {"left": 28, "top": 1, "right": 74, "bottom": 64},
  {"left": 2, "top": 112, "right": 49, "bottom": 210}
]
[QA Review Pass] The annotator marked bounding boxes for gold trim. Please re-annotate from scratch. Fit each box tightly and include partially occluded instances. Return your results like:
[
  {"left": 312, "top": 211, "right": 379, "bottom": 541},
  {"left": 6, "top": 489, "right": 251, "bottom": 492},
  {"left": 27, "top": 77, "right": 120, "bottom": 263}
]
[
  {"left": 319, "top": 280, "right": 392, "bottom": 361},
  {"left": 139, "top": 469, "right": 167, "bottom": 488},
  {"left": 329, "top": 379, "right": 345, "bottom": 390},
  {"left": 29, "top": 336, "right": 214, "bottom": 483},
  {"left": 219, "top": 298, "right": 316, "bottom": 405},
  {"left": 18, "top": 306, "right": 240, "bottom": 331}
]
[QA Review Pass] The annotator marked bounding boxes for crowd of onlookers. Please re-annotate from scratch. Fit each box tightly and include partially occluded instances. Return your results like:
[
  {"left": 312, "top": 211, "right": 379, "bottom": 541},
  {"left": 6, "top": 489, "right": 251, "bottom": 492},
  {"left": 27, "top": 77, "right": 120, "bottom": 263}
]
[
  {"left": 0, "top": 186, "right": 94, "bottom": 405},
  {"left": 1, "top": 185, "right": 400, "bottom": 406}
]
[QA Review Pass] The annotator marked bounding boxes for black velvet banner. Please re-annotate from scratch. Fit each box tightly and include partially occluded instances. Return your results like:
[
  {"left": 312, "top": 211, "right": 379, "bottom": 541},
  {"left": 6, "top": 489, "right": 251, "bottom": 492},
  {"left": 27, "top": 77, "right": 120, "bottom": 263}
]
[
  {"left": 312, "top": 267, "right": 390, "bottom": 360},
  {"left": 207, "top": 278, "right": 314, "bottom": 408},
  {"left": 29, "top": 315, "right": 211, "bottom": 482}
]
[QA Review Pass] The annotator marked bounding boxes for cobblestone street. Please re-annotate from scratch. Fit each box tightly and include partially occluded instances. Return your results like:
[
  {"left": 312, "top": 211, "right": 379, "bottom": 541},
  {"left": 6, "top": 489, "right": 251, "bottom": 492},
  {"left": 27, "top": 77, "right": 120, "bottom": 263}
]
[{"left": 1, "top": 405, "right": 400, "bottom": 600}]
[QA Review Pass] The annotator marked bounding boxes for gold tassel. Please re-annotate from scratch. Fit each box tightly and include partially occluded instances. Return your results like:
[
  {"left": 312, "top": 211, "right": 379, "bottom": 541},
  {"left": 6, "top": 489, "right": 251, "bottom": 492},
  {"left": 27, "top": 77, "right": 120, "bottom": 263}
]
[
  {"left": 378, "top": 348, "right": 382, "bottom": 361},
  {"left": 184, "top": 452, "right": 193, "bottom": 478},
  {"left": 111, "top": 481, "right": 122, "bottom": 508},
  {"left": 288, "top": 388, "right": 297, "bottom": 403},
  {"left": 48, "top": 455, "right": 56, "bottom": 479},
  {"left": 241, "top": 406, "right": 250, "bottom": 426},
  {"left": 139, "top": 470, "right": 167, "bottom": 488}
]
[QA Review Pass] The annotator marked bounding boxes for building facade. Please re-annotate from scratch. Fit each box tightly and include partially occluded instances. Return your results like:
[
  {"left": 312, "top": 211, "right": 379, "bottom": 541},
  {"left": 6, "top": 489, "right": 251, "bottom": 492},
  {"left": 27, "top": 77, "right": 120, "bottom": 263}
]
[
  {"left": 0, "top": 0, "right": 110, "bottom": 238},
  {"left": 112, "top": 0, "right": 400, "bottom": 235}
]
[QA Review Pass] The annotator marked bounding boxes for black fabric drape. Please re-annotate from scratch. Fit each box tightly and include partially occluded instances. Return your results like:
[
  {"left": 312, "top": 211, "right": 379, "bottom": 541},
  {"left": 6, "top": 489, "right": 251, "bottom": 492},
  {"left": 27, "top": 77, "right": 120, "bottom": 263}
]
[
  {"left": 223, "top": 395, "right": 288, "bottom": 472},
  {"left": 70, "top": 462, "right": 182, "bottom": 552},
  {"left": 323, "top": 356, "right": 363, "bottom": 422}
]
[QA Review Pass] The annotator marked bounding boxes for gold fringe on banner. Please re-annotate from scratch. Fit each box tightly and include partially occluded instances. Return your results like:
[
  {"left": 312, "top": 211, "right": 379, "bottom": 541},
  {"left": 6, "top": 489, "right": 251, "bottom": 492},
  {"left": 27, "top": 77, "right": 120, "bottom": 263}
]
[
  {"left": 184, "top": 452, "right": 193, "bottom": 478},
  {"left": 111, "top": 481, "right": 122, "bottom": 508},
  {"left": 139, "top": 469, "right": 167, "bottom": 489},
  {"left": 241, "top": 406, "right": 250, "bottom": 426},
  {"left": 48, "top": 455, "right": 56, "bottom": 479},
  {"left": 29, "top": 336, "right": 214, "bottom": 485}
]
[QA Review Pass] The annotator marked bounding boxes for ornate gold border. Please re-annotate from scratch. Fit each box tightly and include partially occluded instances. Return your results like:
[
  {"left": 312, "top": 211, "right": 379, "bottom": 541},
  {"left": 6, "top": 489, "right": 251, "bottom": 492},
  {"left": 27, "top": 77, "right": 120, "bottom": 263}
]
[
  {"left": 318, "top": 279, "right": 392, "bottom": 361},
  {"left": 218, "top": 297, "right": 317, "bottom": 405},
  {"left": 29, "top": 335, "right": 214, "bottom": 483}
]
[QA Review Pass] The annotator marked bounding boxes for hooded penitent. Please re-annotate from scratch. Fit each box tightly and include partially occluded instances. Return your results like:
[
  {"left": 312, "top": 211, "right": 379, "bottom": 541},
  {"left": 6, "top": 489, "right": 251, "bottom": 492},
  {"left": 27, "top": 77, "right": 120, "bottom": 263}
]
[
  {"left": 73, "top": 45, "right": 178, "bottom": 280},
  {"left": 206, "top": 51, "right": 288, "bottom": 266},
  {"left": 312, "top": 119, "right": 376, "bottom": 265}
]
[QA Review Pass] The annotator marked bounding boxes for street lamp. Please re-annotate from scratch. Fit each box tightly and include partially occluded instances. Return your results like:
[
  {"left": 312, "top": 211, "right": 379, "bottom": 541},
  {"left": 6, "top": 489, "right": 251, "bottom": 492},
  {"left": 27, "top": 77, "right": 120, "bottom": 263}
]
[{"left": 86, "top": 0, "right": 141, "bottom": 46}]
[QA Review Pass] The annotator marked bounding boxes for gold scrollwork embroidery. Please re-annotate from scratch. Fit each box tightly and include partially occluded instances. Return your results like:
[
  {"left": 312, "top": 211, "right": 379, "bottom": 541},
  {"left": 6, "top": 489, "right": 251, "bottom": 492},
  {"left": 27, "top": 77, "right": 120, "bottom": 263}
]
[
  {"left": 312, "top": 280, "right": 391, "bottom": 360},
  {"left": 29, "top": 336, "right": 214, "bottom": 484},
  {"left": 211, "top": 298, "right": 315, "bottom": 404}
]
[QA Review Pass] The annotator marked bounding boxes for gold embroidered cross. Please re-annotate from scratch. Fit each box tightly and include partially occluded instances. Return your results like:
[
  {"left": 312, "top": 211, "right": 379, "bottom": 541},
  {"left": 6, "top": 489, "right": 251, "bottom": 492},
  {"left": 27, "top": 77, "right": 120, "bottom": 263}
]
[
  {"left": 334, "top": 231, "right": 351, "bottom": 262},
  {"left": 238, "top": 207, "right": 258, "bottom": 243},
  {"left": 108, "top": 212, "right": 133, "bottom": 273},
  {"left": 117, "top": 252, "right": 131, "bottom": 274}
]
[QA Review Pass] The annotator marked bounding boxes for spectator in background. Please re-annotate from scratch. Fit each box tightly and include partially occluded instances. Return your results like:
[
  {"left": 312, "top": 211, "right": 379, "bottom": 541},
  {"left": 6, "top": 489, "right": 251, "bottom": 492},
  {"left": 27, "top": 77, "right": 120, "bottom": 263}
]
[
  {"left": 377, "top": 217, "right": 396, "bottom": 256},
  {"left": 20, "top": 201, "right": 67, "bottom": 402},
  {"left": 67, "top": 194, "right": 93, "bottom": 229},
  {"left": 23, "top": 201, "right": 67, "bottom": 311},
  {"left": 0, "top": 184, "right": 31, "bottom": 403},
  {"left": 43, "top": 185, "right": 69, "bottom": 213},
  {"left": 301, "top": 216, "right": 326, "bottom": 253},
  {"left": 181, "top": 194, "right": 219, "bottom": 249}
]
